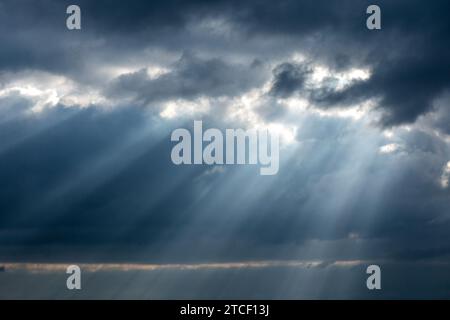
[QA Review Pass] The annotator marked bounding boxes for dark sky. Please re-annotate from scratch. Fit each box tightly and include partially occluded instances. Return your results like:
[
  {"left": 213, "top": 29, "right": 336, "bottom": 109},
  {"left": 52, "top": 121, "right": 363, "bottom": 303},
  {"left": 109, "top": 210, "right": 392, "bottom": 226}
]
[{"left": 0, "top": 0, "right": 449, "bottom": 298}]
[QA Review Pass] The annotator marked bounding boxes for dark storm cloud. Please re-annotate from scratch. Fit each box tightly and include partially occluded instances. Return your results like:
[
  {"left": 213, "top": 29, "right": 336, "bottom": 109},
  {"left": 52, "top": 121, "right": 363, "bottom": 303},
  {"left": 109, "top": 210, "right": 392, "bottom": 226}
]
[
  {"left": 269, "top": 62, "right": 312, "bottom": 98},
  {"left": 106, "top": 53, "right": 267, "bottom": 104},
  {"left": 308, "top": 55, "right": 450, "bottom": 126},
  {"left": 0, "top": 101, "right": 200, "bottom": 261},
  {"left": 1, "top": 0, "right": 450, "bottom": 126},
  {"left": 0, "top": 0, "right": 87, "bottom": 75},
  {"left": 222, "top": 0, "right": 450, "bottom": 126},
  {"left": 319, "top": 2, "right": 446, "bottom": 125}
]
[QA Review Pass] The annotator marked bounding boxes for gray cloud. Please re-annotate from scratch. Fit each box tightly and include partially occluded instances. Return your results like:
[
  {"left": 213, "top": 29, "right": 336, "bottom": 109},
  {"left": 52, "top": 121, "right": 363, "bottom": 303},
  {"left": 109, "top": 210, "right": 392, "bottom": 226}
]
[
  {"left": 106, "top": 53, "right": 267, "bottom": 104},
  {"left": 269, "top": 62, "right": 312, "bottom": 97},
  {"left": 1, "top": 0, "right": 449, "bottom": 126}
]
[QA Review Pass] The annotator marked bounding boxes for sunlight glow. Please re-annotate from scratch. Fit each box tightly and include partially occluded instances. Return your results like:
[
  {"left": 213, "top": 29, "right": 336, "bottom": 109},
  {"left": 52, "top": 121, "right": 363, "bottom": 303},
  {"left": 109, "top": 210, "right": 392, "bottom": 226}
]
[
  {"left": 309, "top": 65, "right": 371, "bottom": 91},
  {"left": 159, "top": 98, "right": 210, "bottom": 119}
]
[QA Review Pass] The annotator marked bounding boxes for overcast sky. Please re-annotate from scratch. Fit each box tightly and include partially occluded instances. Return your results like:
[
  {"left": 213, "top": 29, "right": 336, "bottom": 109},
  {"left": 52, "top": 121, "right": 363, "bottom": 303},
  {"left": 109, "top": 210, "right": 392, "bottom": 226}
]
[{"left": 0, "top": 0, "right": 450, "bottom": 298}]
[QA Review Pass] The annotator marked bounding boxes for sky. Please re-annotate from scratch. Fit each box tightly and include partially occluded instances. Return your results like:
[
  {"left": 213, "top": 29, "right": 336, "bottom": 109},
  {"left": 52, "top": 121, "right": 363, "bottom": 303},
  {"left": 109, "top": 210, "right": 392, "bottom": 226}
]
[{"left": 0, "top": 0, "right": 450, "bottom": 299}]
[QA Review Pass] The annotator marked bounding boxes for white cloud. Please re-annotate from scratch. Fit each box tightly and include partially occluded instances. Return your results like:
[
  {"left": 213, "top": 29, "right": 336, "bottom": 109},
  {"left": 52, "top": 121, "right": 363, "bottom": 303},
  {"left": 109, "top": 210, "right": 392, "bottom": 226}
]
[
  {"left": 379, "top": 143, "right": 401, "bottom": 154},
  {"left": 0, "top": 71, "right": 111, "bottom": 112},
  {"left": 308, "top": 65, "right": 371, "bottom": 91},
  {"left": 159, "top": 97, "right": 211, "bottom": 119},
  {"left": 440, "top": 161, "right": 450, "bottom": 188}
]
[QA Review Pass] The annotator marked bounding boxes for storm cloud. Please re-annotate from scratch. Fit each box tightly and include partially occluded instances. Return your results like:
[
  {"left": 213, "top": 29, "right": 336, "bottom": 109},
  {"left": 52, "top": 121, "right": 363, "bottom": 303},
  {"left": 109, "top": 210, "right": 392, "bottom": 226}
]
[{"left": 0, "top": 0, "right": 449, "bottom": 298}]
